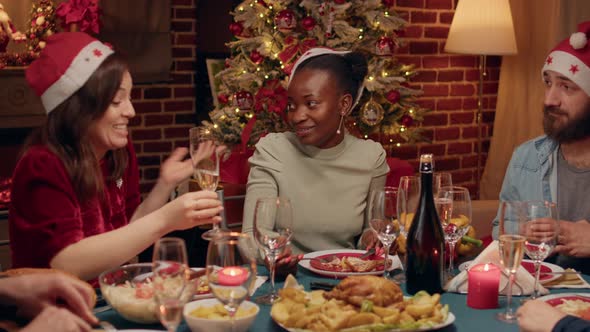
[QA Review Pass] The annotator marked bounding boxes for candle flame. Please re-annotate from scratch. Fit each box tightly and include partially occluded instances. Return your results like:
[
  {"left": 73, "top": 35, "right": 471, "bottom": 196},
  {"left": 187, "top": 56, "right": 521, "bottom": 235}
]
[{"left": 484, "top": 263, "right": 490, "bottom": 272}]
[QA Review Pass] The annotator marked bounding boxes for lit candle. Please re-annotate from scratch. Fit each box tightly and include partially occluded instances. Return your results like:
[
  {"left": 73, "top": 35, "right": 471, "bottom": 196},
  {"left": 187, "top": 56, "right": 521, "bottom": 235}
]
[
  {"left": 467, "top": 263, "right": 501, "bottom": 309},
  {"left": 217, "top": 266, "right": 248, "bottom": 286}
]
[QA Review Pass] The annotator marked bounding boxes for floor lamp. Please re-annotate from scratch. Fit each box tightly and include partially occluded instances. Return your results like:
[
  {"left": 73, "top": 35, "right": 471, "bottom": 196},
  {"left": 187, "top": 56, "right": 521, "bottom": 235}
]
[{"left": 444, "top": 0, "right": 517, "bottom": 199}]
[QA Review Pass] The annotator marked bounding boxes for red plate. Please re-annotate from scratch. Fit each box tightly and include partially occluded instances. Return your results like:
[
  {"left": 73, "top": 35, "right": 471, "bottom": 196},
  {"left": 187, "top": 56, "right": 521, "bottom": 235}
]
[
  {"left": 521, "top": 261, "right": 552, "bottom": 281},
  {"left": 309, "top": 252, "right": 385, "bottom": 272},
  {"left": 545, "top": 295, "right": 590, "bottom": 307}
]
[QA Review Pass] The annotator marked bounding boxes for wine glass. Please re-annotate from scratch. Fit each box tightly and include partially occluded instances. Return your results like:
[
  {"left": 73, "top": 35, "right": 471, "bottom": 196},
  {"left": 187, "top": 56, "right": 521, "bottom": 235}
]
[
  {"left": 252, "top": 197, "right": 293, "bottom": 304},
  {"left": 206, "top": 232, "right": 257, "bottom": 332},
  {"left": 522, "top": 201, "right": 558, "bottom": 300},
  {"left": 189, "top": 126, "right": 221, "bottom": 240},
  {"left": 152, "top": 237, "right": 189, "bottom": 332},
  {"left": 496, "top": 201, "right": 527, "bottom": 323},
  {"left": 369, "top": 187, "right": 403, "bottom": 279},
  {"left": 434, "top": 172, "right": 453, "bottom": 196},
  {"left": 396, "top": 175, "right": 421, "bottom": 282},
  {"left": 436, "top": 186, "right": 471, "bottom": 280}
]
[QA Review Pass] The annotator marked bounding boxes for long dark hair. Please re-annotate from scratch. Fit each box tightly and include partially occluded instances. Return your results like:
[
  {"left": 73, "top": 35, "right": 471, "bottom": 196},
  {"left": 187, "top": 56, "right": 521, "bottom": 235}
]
[
  {"left": 294, "top": 52, "right": 368, "bottom": 107},
  {"left": 22, "top": 54, "right": 129, "bottom": 203}
]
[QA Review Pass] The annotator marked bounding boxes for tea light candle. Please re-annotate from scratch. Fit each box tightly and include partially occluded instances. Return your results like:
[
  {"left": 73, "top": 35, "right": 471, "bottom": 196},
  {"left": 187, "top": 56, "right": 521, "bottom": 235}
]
[
  {"left": 218, "top": 266, "right": 248, "bottom": 286},
  {"left": 467, "top": 263, "right": 501, "bottom": 309}
]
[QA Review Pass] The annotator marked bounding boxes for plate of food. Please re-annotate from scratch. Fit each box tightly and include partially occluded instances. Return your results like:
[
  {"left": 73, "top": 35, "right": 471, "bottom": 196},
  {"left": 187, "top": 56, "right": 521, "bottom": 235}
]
[
  {"left": 458, "top": 259, "right": 564, "bottom": 284},
  {"left": 271, "top": 275, "right": 454, "bottom": 332},
  {"left": 299, "top": 249, "right": 402, "bottom": 278},
  {"left": 538, "top": 293, "right": 590, "bottom": 319}
]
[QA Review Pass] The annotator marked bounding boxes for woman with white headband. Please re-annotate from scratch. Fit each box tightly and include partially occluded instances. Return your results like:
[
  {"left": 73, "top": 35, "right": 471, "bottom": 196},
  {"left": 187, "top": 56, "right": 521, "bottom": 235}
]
[{"left": 242, "top": 48, "right": 390, "bottom": 274}]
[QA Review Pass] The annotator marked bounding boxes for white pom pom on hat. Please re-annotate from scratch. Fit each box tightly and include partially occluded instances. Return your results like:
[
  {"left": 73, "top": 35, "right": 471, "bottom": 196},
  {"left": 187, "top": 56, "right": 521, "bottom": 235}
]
[
  {"left": 542, "top": 21, "right": 590, "bottom": 96},
  {"left": 25, "top": 32, "right": 114, "bottom": 114}
]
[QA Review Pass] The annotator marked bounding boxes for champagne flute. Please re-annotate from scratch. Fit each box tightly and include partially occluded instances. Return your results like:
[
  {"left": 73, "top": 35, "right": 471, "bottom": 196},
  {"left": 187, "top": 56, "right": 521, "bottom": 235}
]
[
  {"left": 189, "top": 126, "right": 221, "bottom": 240},
  {"left": 252, "top": 197, "right": 293, "bottom": 304},
  {"left": 396, "top": 175, "right": 421, "bottom": 282},
  {"left": 436, "top": 186, "right": 471, "bottom": 280},
  {"left": 523, "top": 201, "right": 558, "bottom": 300},
  {"left": 434, "top": 172, "right": 453, "bottom": 196},
  {"left": 152, "top": 237, "right": 189, "bottom": 332},
  {"left": 496, "top": 201, "right": 527, "bottom": 323},
  {"left": 206, "top": 231, "right": 257, "bottom": 332},
  {"left": 369, "top": 187, "right": 402, "bottom": 279}
]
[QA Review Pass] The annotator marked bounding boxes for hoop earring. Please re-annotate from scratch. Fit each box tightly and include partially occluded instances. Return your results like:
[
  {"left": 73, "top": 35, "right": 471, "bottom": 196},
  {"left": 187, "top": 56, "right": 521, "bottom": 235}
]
[{"left": 336, "top": 115, "right": 344, "bottom": 134}]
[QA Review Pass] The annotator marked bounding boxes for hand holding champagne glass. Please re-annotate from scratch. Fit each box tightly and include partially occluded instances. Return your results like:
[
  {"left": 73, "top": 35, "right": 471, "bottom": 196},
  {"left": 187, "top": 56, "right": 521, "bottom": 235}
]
[
  {"left": 206, "top": 232, "right": 257, "bottom": 332},
  {"left": 189, "top": 126, "right": 221, "bottom": 240},
  {"left": 252, "top": 197, "right": 293, "bottom": 304},
  {"left": 369, "top": 187, "right": 402, "bottom": 279},
  {"left": 152, "top": 237, "right": 190, "bottom": 332},
  {"left": 523, "top": 201, "right": 558, "bottom": 300},
  {"left": 496, "top": 201, "right": 527, "bottom": 323}
]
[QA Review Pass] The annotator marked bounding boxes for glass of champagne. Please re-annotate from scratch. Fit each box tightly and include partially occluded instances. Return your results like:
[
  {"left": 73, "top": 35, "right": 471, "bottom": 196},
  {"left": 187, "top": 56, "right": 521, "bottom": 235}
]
[
  {"left": 523, "top": 201, "right": 558, "bottom": 300},
  {"left": 206, "top": 232, "right": 257, "bottom": 332},
  {"left": 434, "top": 172, "right": 453, "bottom": 196},
  {"left": 436, "top": 186, "right": 471, "bottom": 280},
  {"left": 152, "top": 237, "right": 190, "bottom": 332},
  {"left": 396, "top": 175, "right": 421, "bottom": 282},
  {"left": 496, "top": 201, "right": 527, "bottom": 323},
  {"left": 189, "top": 126, "right": 221, "bottom": 240},
  {"left": 369, "top": 187, "right": 402, "bottom": 279},
  {"left": 252, "top": 197, "right": 293, "bottom": 304}
]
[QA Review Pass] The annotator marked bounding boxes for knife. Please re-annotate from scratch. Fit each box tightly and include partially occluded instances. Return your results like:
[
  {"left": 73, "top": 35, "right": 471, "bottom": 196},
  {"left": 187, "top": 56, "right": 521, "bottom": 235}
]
[{"left": 359, "top": 248, "right": 376, "bottom": 259}]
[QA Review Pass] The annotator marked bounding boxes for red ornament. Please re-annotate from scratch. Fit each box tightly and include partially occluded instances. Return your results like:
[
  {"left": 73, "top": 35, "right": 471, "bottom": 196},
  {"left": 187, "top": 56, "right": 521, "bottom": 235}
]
[
  {"left": 401, "top": 114, "right": 414, "bottom": 127},
  {"left": 385, "top": 90, "right": 401, "bottom": 104},
  {"left": 257, "top": 0, "right": 268, "bottom": 7},
  {"left": 224, "top": 59, "right": 231, "bottom": 68},
  {"left": 274, "top": 9, "right": 297, "bottom": 33},
  {"left": 232, "top": 91, "right": 254, "bottom": 111},
  {"left": 333, "top": 0, "right": 347, "bottom": 4},
  {"left": 250, "top": 50, "right": 264, "bottom": 64},
  {"left": 217, "top": 94, "right": 229, "bottom": 105},
  {"left": 229, "top": 22, "right": 244, "bottom": 36},
  {"left": 382, "top": 0, "right": 395, "bottom": 7},
  {"left": 375, "top": 36, "right": 395, "bottom": 56},
  {"left": 301, "top": 16, "right": 316, "bottom": 31}
]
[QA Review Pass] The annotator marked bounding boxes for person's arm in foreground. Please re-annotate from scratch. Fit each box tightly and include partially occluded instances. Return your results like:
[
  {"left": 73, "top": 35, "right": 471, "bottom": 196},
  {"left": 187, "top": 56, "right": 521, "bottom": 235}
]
[
  {"left": 517, "top": 299, "right": 590, "bottom": 332},
  {"left": 0, "top": 273, "right": 98, "bottom": 331}
]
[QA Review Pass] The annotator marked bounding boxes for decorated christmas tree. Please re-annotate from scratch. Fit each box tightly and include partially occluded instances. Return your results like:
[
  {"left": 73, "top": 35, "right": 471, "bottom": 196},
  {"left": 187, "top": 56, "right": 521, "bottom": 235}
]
[
  {"left": 205, "top": 0, "right": 429, "bottom": 151},
  {"left": 26, "top": 0, "right": 58, "bottom": 55}
]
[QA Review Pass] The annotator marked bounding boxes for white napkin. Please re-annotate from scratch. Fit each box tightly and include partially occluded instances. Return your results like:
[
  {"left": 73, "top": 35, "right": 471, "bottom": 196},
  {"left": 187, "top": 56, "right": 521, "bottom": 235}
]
[
  {"left": 251, "top": 276, "right": 268, "bottom": 295},
  {"left": 445, "top": 240, "right": 549, "bottom": 296}
]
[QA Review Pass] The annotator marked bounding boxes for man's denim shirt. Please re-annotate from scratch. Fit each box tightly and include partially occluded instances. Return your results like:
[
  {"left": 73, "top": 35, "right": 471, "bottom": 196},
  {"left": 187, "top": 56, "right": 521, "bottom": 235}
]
[{"left": 491, "top": 135, "right": 558, "bottom": 238}]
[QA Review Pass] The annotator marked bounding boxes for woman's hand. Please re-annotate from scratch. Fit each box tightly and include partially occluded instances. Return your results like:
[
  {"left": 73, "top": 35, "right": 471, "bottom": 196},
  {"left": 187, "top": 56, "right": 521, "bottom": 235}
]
[
  {"left": 517, "top": 299, "right": 566, "bottom": 332},
  {"left": 160, "top": 190, "right": 223, "bottom": 231},
  {"left": 267, "top": 247, "right": 303, "bottom": 279},
  {"left": 555, "top": 220, "right": 590, "bottom": 258},
  {"left": 1, "top": 273, "right": 97, "bottom": 325},
  {"left": 158, "top": 147, "right": 194, "bottom": 188}
]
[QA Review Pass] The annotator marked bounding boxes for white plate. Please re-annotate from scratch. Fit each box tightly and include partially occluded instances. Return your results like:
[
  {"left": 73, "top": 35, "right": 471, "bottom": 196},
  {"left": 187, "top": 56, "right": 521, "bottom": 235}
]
[
  {"left": 298, "top": 249, "right": 402, "bottom": 278},
  {"left": 130, "top": 267, "right": 212, "bottom": 300},
  {"left": 277, "top": 312, "right": 455, "bottom": 332},
  {"left": 458, "top": 259, "right": 565, "bottom": 284}
]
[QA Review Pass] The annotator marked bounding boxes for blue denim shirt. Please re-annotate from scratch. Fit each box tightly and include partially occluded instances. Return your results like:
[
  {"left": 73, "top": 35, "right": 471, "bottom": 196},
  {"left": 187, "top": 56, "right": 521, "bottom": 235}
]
[
  {"left": 492, "top": 135, "right": 558, "bottom": 239},
  {"left": 492, "top": 135, "right": 590, "bottom": 273}
]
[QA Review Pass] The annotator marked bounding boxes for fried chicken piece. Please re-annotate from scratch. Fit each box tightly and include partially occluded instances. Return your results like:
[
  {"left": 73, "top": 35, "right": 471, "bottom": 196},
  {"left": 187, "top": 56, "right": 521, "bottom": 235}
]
[{"left": 323, "top": 275, "right": 403, "bottom": 307}]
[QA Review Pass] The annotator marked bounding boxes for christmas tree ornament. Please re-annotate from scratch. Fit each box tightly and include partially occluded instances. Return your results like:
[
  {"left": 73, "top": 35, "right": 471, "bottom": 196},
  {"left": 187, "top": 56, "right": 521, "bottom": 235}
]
[
  {"left": 249, "top": 50, "right": 264, "bottom": 64},
  {"left": 401, "top": 114, "right": 414, "bottom": 127},
  {"left": 229, "top": 21, "right": 244, "bottom": 36},
  {"left": 333, "top": 0, "right": 347, "bottom": 4},
  {"left": 275, "top": 9, "right": 297, "bottom": 34},
  {"left": 385, "top": 89, "right": 401, "bottom": 104},
  {"left": 232, "top": 90, "right": 254, "bottom": 111},
  {"left": 360, "top": 99, "right": 385, "bottom": 126},
  {"left": 217, "top": 94, "right": 229, "bottom": 105},
  {"left": 301, "top": 16, "right": 316, "bottom": 31},
  {"left": 376, "top": 36, "right": 394, "bottom": 56}
]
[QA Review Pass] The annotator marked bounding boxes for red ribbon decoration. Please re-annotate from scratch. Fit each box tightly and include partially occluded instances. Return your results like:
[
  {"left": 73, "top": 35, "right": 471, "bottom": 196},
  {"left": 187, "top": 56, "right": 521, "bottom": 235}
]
[{"left": 278, "top": 36, "right": 317, "bottom": 67}]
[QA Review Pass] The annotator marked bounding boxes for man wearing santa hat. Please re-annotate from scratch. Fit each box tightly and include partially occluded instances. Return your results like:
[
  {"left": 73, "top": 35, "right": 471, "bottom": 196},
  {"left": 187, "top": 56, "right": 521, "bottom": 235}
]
[{"left": 493, "top": 21, "right": 590, "bottom": 274}]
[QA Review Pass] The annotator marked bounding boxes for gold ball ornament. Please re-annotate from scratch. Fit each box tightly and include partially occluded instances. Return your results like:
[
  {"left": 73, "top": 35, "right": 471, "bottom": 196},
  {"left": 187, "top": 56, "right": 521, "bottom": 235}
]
[
  {"left": 45, "top": 29, "right": 53, "bottom": 36},
  {"left": 360, "top": 99, "right": 385, "bottom": 126},
  {"left": 38, "top": 41, "right": 46, "bottom": 49},
  {"left": 35, "top": 16, "right": 45, "bottom": 26}
]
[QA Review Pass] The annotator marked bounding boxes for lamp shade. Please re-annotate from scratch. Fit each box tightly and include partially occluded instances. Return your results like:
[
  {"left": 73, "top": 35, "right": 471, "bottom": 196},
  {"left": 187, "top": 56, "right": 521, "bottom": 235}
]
[{"left": 445, "top": 0, "right": 517, "bottom": 55}]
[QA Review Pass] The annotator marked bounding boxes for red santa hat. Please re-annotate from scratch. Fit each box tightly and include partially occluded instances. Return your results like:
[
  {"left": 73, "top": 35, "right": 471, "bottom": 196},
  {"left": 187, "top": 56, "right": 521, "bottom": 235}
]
[
  {"left": 287, "top": 47, "right": 364, "bottom": 108},
  {"left": 26, "top": 32, "right": 114, "bottom": 113},
  {"left": 542, "top": 21, "right": 590, "bottom": 96}
]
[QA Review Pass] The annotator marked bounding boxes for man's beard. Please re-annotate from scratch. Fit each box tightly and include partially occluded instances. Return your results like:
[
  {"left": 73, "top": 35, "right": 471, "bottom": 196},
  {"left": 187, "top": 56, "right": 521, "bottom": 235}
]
[{"left": 543, "top": 105, "right": 590, "bottom": 143}]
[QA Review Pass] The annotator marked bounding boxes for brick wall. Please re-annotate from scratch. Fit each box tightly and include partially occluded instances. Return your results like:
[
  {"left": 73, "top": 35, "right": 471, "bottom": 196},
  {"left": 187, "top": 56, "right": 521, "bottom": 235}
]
[{"left": 130, "top": 0, "right": 499, "bottom": 195}]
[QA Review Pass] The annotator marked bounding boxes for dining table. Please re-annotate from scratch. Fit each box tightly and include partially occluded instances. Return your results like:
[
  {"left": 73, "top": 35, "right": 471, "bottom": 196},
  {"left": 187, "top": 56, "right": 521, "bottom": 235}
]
[{"left": 96, "top": 264, "right": 590, "bottom": 332}]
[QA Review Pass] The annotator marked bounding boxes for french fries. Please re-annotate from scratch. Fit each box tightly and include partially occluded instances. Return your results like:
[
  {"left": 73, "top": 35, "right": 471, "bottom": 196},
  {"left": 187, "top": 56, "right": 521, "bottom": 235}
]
[{"left": 270, "top": 288, "right": 449, "bottom": 332}]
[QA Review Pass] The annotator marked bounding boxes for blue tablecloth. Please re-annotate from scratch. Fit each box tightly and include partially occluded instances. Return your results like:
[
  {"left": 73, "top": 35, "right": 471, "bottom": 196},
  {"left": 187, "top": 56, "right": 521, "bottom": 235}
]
[{"left": 97, "top": 266, "right": 590, "bottom": 331}]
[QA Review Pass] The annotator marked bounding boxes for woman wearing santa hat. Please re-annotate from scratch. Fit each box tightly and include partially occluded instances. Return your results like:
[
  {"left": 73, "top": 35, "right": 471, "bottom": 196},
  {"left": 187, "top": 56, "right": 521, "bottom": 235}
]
[{"left": 8, "top": 32, "right": 223, "bottom": 281}]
